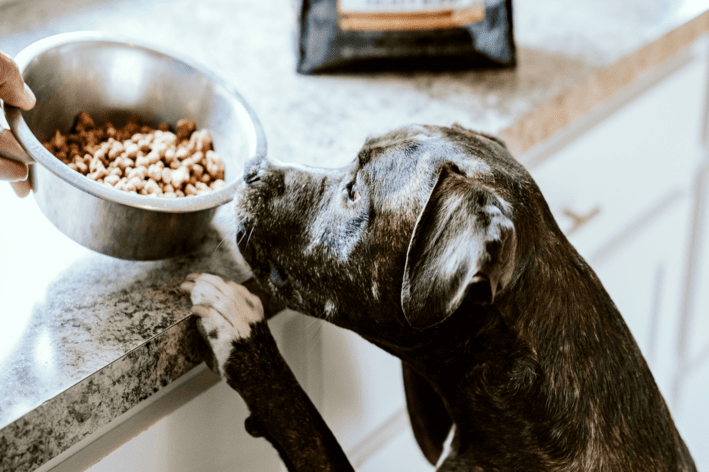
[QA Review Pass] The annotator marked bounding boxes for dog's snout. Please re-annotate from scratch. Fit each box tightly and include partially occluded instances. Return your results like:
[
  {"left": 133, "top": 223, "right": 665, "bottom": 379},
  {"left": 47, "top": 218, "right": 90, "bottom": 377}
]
[{"left": 244, "top": 155, "right": 268, "bottom": 184}]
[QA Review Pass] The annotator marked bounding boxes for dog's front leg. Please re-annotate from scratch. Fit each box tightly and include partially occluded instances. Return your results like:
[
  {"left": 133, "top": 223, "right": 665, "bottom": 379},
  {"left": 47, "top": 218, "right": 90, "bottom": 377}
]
[{"left": 181, "top": 273, "right": 354, "bottom": 472}]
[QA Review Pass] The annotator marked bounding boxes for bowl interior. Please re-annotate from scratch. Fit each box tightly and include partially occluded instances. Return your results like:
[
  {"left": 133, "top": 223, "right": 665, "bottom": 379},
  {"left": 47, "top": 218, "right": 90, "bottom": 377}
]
[{"left": 17, "top": 36, "right": 263, "bottom": 211}]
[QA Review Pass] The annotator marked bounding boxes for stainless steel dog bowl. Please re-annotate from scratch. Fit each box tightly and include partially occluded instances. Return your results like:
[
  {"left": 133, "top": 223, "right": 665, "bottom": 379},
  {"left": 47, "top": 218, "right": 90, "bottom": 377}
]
[{"left": 1, "top": 32, "right": 266, "bottom": 260}]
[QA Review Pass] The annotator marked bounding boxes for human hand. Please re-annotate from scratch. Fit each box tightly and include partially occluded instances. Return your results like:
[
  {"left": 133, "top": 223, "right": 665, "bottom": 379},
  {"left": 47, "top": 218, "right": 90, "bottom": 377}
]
[{"left": 1, "top": 50, "right": 36, "bottom": 197}]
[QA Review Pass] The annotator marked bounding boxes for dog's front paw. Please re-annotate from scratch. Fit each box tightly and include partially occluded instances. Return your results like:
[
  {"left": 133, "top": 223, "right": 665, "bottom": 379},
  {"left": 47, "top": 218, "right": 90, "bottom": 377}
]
[{"left": 181, "top": 273, "right": 265, "bottom": 377}]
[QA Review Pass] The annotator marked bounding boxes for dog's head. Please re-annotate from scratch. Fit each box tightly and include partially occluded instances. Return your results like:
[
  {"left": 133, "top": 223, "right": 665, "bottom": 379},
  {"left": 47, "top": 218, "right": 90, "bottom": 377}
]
[{"left": 235, "top": 124, "right": 538, "bottom": 332}]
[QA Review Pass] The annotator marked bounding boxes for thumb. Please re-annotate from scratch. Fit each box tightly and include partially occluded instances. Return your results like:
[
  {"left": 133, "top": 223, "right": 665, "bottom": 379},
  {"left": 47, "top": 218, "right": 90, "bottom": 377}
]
[
  {"left": 0, "top": 51, "right": 36, "bottom": 110},
  {"left": 12, "top": 83, "right": 36, "bottom": 111}
]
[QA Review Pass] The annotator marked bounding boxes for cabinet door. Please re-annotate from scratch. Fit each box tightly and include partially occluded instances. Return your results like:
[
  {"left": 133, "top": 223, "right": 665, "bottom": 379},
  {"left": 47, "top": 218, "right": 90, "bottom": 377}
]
[
  {"left": 529, "top": 41, "right": 707, "bottom": 262},
  {"left": 360, "top": 426, "right": 434, "bottom": 472},
  {"left": 85, "top": 379, "right": 284, "bottom": 472},
  {"left": 320, "top": 323, "right": 407, "bottom": 454},
  {"left": 672, "top": 163, "right": 709, "bottom": 470},
  {"left": 591, "top": 195, "right": 692, "bottom": 405}
]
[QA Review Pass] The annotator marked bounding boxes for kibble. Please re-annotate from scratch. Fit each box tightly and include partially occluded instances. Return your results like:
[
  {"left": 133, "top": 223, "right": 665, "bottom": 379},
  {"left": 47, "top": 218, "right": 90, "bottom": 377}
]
[{"left": 43, "top": 112, "right": 226, "bottom": 197}]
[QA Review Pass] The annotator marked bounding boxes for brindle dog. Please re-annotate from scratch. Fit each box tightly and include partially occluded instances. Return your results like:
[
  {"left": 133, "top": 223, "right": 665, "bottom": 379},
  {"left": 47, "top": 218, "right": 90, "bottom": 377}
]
[{"left": 181, "top": 124, "right": 696, "bottom": 471}]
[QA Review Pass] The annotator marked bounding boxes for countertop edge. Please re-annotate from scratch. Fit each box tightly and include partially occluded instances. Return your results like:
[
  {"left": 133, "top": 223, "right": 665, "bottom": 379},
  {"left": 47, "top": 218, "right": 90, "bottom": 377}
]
[
  {"left": 500, "top": 9, "right": 709, "bottom": 158},
  {"left": 0, "top": 316, "right": 209, "bottom": 472}
]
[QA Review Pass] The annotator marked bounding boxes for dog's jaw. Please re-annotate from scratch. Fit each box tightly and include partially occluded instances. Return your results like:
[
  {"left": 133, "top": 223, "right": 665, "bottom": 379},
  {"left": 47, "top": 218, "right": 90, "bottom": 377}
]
[{"left": 233, "top": 184, "right": 322, "bottom": 317}]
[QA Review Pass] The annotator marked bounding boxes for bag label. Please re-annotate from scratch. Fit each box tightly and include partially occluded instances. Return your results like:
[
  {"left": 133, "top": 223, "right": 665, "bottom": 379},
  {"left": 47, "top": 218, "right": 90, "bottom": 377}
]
[{"left": 338, "top": 0, "right": 485, "bottom": 31}]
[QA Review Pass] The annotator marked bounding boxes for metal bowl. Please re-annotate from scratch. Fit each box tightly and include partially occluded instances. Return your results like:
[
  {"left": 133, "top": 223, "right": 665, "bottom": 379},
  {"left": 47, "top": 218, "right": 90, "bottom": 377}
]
[{"left": 2, "top": 31, "right": 266, "bottom": 260}]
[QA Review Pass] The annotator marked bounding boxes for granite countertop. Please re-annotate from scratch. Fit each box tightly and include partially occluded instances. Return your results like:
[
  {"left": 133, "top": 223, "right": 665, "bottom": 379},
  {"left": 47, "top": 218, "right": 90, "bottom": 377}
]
[{"left": 1, "top": 0, "right": 709, "bottom": 470}]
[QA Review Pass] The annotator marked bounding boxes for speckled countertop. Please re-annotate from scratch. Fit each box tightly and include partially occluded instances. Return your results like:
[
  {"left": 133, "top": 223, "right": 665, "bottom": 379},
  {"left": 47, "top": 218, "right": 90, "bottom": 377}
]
[{"left": 1, "top": 0, "right": 709, "bottom": 470}]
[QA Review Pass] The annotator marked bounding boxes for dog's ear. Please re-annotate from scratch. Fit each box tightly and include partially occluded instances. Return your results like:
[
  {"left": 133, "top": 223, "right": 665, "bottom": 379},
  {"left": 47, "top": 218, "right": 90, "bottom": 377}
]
[{"left": 401, "top": 164, "right": 516, "bottom": 328}]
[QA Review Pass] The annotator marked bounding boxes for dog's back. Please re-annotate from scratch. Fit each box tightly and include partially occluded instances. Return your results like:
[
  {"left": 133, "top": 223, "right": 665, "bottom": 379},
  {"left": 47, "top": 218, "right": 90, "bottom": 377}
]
[
  {"left": 431, "top": 234, "right": 698, "bottom": 471},
  {"left": 401, "top": 126, "right": 697, "bottom": 471}
]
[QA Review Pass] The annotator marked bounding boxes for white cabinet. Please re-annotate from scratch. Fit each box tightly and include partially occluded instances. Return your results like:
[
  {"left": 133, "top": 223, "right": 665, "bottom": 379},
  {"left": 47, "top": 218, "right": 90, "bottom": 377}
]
[
  {"left": 591, "top": 197, "right": 692, "bottom": 404},
  {"left": 319, "top": 322, "right": 407, "bottom": 454},
  {"left": 529, "top": 40, "right": 707, "bottom": 263},
  {"left": 359, "top": 424, "right": 433, "bottom": 472},
  {"left": 83, "top": 376, "right": 284, "bottom": 472},
  {"left": 672, "top": 162, "right": 709, "bottom": 469}
]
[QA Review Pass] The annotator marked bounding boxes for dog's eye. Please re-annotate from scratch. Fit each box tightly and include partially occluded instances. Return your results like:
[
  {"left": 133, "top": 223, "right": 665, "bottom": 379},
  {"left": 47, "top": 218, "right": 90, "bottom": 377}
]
[{"left": 346, "top": 180, "right": 360, "bottom": 202}]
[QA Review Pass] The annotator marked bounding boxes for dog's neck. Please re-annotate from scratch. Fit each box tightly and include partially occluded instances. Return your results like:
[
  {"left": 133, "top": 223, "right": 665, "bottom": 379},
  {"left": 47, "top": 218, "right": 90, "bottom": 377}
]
[
  {"left": 406, "top": 233, "right": 680, "bottom": 469},
  {"left": 500, "top": 235, "right": 651, "bottom": 405}
]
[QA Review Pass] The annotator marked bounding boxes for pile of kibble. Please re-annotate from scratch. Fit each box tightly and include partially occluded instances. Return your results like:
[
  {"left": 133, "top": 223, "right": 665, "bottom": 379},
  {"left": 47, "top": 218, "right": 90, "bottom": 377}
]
[{"left": 42, "top": 112, "right": 226, "bottom": 197}]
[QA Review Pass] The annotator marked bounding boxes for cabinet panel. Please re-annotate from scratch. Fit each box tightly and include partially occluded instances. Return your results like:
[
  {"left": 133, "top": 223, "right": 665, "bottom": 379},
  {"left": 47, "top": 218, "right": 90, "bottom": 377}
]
[
  {"left": 360, "top": 427, "right": 434, "bottom": 472},
  {"left": 681, "top": 165, "right": 709, "bottom": 367},
  {"left": 592, "top": 195, "right": 691, "bottom": 403},
  {"left": 85, "top": 379, "right": 283, "bottom": 472},
  {"left": 320, "top": 323, "right": 407, "bottom": 452},
  {"left": 268, "top": 309, "right": 324, "bottom": 407},
  {"left": 673, "top": 163, "right": 709, "bottom": 470},
  {"left": 530, "top": 49, "right": 707, "bottom": 262},
  {"left": 677, "top": 353, "right": 709, "bottom": 469}
]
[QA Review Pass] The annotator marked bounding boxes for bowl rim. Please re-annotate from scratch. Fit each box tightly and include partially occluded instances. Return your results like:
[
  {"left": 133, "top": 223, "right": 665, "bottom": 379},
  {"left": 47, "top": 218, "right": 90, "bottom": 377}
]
[{"left": 4, "top": 31, "right": 267, "bottom": 213}]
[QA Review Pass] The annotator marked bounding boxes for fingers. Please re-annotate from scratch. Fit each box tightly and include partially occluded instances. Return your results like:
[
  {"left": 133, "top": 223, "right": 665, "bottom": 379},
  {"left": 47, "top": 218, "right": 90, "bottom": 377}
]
[
  {"left": 0, "top": 151, "right": 31, "bottom": 198},
  {"left": 10, "top": 180, "right": 31, "bottom": 198},
  {"left": 0, "top": 51, "right": 36, "bottom": 110},
  {"left": 0, "top": 156, "right": 28, "bottom": 182},
  {"left": 0, "top": 51, "right": 35, "bottom": 198}
]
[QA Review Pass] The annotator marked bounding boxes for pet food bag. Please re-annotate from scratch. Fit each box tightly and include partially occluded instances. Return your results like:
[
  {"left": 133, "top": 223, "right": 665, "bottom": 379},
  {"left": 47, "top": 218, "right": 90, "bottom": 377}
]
[{"left": 295, "top": 0, "right": 516, "bottom": 73}]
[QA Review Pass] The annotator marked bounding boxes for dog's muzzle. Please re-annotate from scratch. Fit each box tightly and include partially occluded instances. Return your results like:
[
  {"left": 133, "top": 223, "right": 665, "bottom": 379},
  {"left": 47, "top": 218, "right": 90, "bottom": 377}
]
[{"left": 243, "top": 154, "right": 269, "bottom": 184}]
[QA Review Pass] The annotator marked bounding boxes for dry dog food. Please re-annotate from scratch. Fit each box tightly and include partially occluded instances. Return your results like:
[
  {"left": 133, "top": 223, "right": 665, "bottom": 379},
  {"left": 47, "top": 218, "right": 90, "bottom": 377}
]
[{"left": 42, "top": 112, "right": 226, "bottom": 197}]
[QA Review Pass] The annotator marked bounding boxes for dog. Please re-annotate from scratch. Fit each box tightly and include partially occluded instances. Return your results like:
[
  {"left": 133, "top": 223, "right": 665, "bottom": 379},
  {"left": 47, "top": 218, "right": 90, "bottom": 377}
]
[{"left": 181, "top": 124, "right": 696, "bottom": 471}]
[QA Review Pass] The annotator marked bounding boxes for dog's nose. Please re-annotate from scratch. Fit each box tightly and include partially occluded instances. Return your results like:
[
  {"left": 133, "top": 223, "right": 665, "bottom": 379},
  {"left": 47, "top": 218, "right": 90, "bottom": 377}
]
[{"left": 243, "top": 154, "right": 267, "bottom": 184}]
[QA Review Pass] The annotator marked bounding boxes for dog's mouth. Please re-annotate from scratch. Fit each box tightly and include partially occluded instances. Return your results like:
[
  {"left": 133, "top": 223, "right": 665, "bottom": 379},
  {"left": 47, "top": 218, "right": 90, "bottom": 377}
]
[
  {"left": 235, "top": 217, "right": 292, "bottom": 295},
  {"left": 268, "top": 262, "right": 289, "bottom": 288},
  {"left": 232, "top": 171, "right": 310, "bottom": 307}
]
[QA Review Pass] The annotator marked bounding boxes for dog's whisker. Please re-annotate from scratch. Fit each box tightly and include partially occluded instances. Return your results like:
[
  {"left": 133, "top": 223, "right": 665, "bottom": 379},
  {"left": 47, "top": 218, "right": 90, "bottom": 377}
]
[
  {"left": 305, "top": 317, "right": 321, "bottom": 332},
  {"left": 213, "top": 232, "right": 232, "bottom": 254},
  {"left": 245, "top": 226, "right": 255, "bottom": 248},
  {"left": 231, "top": 217, "right": 246, "bottom": 245},
  {"left": 306, "top": 320, "right": 323, "bottom": 346},
  {"left": 236, "top": 227, "right": 248, "bottom": 246}
]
